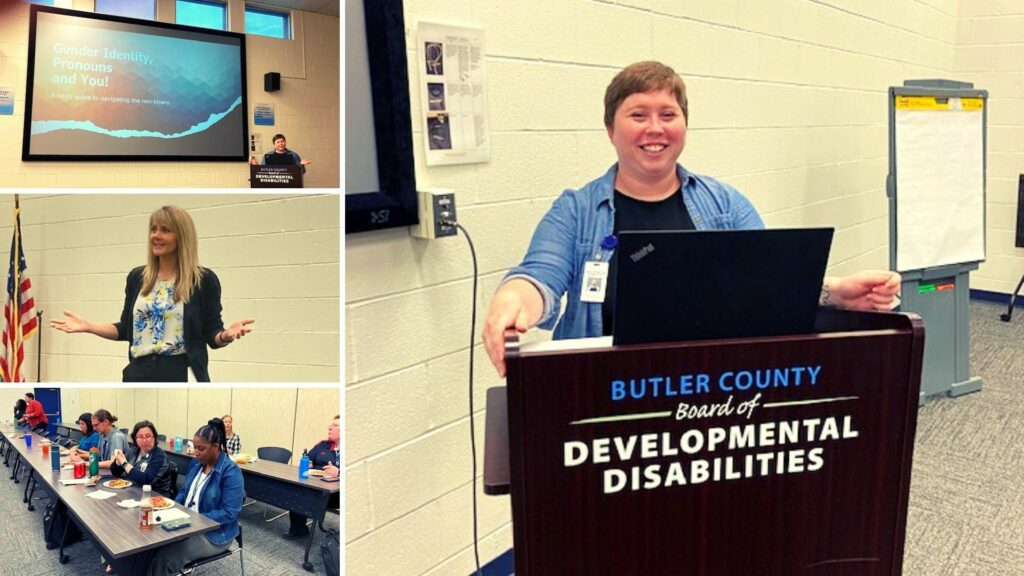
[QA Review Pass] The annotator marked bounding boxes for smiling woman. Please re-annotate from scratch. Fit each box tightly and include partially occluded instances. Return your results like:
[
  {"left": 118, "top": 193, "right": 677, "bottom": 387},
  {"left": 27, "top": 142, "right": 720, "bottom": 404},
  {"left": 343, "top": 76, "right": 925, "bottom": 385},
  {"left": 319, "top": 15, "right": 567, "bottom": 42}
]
[
  {"left": 49, "top": 206, "right": 255, "bottom": 382},
  {"left": 480, "top": 61, "right": 903, "bottom": 377}
]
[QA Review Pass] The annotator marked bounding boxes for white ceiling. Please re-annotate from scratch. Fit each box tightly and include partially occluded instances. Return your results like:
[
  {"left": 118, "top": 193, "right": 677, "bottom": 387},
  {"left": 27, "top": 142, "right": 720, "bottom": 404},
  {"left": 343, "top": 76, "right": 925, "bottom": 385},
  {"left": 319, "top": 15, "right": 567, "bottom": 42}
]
[{"left": 252, "top": 0, "right": 339, "bottom": 17}]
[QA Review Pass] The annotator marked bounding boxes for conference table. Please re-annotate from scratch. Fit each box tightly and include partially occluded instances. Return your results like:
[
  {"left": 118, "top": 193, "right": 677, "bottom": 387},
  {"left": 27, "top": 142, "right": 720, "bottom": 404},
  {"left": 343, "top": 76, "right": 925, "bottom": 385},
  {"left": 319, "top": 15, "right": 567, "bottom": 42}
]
[
  {"left": 1, "top": 426, "right": 218, "bottom": 576},
  {"left": 152, "top": 436, "right": 340, "bottom": 571}
]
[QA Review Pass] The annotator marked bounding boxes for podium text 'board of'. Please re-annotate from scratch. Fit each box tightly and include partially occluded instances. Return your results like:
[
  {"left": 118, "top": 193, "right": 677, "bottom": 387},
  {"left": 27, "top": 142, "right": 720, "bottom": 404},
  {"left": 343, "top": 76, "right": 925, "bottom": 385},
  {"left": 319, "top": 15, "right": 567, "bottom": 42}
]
[
  {"left": 486, "top": 308, "right": 924, "bottom": 576},
  {"left": 249, "top": 164, "right": 303, "bottom": 188}
]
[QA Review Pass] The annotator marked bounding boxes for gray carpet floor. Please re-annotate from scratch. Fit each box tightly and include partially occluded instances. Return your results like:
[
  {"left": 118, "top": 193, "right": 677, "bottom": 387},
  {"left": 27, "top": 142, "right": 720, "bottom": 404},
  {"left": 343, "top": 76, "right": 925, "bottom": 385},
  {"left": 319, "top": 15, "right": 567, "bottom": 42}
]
[
  {"left": 0, "top": 465, "right": 339, "bottom": 576},
  {"left": 903, "top": 299, "right": 1024, "bottom": 575}
]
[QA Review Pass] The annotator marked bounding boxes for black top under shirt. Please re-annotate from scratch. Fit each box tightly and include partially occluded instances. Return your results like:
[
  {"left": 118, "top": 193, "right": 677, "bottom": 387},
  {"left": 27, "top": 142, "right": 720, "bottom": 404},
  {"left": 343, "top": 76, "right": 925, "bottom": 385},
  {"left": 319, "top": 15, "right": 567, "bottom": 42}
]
[{"left": 602, "top": 188, "right": 695, "bottom": 336}]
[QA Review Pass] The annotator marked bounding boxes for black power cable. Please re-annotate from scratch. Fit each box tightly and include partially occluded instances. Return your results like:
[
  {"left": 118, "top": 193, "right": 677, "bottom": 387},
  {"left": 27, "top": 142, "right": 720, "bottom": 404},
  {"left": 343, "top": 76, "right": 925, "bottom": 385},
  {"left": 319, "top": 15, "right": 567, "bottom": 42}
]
[{"left": 449, "top": 221, "right": 483, "bottom": 576}]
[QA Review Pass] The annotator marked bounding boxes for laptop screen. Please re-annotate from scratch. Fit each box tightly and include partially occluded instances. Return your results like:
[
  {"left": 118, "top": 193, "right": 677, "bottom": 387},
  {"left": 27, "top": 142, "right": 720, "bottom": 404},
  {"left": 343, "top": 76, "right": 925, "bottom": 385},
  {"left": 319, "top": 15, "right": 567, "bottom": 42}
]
[{"left": 613, "top": 228, "right": 833, "bottom": 346}]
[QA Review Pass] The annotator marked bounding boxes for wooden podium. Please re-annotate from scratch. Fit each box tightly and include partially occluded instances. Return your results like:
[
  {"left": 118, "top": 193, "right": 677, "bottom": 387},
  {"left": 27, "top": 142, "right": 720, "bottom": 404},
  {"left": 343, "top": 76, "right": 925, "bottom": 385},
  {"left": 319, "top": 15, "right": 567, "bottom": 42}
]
[
  {"left": 249, "top": 164, "right": 303, "bottom": 188},
  {"left": 485, "top": 308, "right": 925, "bottom": 575}
]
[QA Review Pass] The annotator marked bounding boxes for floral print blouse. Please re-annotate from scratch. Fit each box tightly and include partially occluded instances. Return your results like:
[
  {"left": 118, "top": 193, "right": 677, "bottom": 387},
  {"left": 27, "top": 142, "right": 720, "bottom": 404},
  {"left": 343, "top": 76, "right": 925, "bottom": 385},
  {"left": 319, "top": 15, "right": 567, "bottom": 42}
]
[{"left": 130, "top": 278, "right": 186, "bottom": 358}]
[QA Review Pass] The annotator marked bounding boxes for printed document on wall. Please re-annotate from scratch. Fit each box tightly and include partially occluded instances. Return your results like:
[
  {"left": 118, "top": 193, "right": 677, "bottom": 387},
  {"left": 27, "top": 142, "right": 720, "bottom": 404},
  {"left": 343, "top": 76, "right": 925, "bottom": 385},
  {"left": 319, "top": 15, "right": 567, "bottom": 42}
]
[
  {"left": 895, "top": 97, "right": 985, "bottom": 271},
  {"left": 417, "top": 22, "right": 490, "bottom": 166}
]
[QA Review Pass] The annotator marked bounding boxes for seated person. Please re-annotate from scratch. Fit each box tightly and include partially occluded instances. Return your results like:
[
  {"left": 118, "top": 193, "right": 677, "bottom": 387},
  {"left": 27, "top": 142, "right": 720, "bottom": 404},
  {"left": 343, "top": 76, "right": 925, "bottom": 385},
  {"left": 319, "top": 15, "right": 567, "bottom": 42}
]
[
  {"left": 248, "top": 133, "right": 312, "bottom": 172},
  {"left": 146, "top": 418, "right": 244, "bottom": 576},
  {"left": 13, "top": 399, "right": 25, "bottom": 422},
  {"left": 283, "top": 415, "right": 340, "bottom": 539},
  {"left": 18, "top": 392, "right": 48, "bottom": 434},
  {"left": 223, "top": 414, "right": 241, "bottom": 455},
  {"left": 71, "top": 412, "right": 100, "bottom": 457},
  {"left": 110, "top": 420, "right": 173, "bottom": 497},
  {"left": 93, "top": 409, "right": 129, "bottom": 470}
]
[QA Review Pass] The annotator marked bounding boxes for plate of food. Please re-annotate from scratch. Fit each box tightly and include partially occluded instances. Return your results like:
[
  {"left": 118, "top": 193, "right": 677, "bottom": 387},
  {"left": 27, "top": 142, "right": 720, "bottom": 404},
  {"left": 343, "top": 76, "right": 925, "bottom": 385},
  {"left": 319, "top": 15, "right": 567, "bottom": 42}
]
[
  {"left": 103, "top": 479, "right": 132, "bottom": 489},
  {"left": 150, "top": 496, "right": 174, "bottom": 510}
]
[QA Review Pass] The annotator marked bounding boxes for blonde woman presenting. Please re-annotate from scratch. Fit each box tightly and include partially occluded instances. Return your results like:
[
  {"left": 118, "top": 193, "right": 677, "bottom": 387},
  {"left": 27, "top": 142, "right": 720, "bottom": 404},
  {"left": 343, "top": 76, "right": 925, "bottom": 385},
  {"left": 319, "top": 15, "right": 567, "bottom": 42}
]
[{"left": 51, "top": 206, "right": 254, "bottom": 382}]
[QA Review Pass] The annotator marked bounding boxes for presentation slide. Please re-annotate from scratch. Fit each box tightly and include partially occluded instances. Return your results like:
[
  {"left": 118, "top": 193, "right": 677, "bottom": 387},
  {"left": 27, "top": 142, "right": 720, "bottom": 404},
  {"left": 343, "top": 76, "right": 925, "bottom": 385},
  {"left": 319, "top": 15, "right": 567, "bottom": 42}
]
[{"left": 24, "top": 7, "right": 248, "bottom": 161}]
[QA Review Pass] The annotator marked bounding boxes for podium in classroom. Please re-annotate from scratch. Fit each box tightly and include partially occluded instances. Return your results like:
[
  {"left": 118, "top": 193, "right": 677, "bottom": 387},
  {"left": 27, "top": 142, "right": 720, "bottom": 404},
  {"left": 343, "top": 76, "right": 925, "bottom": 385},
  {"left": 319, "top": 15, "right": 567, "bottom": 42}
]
[{"left": 485, "top": 308, "right": 925, "bottom": 576}]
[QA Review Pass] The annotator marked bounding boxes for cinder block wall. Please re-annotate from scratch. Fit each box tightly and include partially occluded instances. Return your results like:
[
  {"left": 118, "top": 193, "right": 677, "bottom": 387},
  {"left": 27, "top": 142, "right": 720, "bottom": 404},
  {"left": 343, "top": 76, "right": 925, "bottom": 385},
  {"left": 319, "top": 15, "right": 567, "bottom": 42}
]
[
  {"left": 346, "top": 2, "right": 975, "bottom": 575},
  {"left": 58, "top": 386, "right": 339, "bottom": 461},
  {"left": 0, "top": 0, "right": 339, "bottom": 188},
  {"left": 957, "top": 1, "right": 1024, "bottom": 293},
  {"left": 1, "top": 193, "right": 340, "bottom": 382}
]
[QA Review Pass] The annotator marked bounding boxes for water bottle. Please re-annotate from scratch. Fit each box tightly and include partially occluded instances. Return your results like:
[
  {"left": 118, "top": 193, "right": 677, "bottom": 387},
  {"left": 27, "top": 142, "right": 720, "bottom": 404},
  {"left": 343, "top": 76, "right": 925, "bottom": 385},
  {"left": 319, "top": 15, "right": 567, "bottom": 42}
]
[
  {"left": 88, "top": 447, "right": 99, "bottom": 477},
  {"left": 298, "top": 449, "right": 310, "bottom": 480},
  {"left": 139, "top": 485, "right": 153, "bottom": 531},
  {"left": 50, "top": 442, "right": 61, "bottom": 471}
]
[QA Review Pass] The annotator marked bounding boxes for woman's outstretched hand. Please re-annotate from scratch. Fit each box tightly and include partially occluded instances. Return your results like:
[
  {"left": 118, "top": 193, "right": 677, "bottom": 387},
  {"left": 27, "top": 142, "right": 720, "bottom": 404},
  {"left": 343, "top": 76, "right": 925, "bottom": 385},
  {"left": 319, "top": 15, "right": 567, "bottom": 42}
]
[
  {"left": 220, "top": 318, "right": 255, "bottom": 344},
  {"left": 50, "top": 310, "right": 91, "bottom": 333}
]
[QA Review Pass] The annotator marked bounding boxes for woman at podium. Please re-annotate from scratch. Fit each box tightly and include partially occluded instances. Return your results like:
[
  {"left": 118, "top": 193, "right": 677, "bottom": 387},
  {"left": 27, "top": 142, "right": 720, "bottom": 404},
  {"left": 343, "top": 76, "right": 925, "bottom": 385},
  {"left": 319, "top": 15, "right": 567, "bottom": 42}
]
[
  {"left": 482, "top": 61, "right": 901, "bottom": 376},
  {"left": 49, "top": 206, "right": 254, "bottom": 382}
]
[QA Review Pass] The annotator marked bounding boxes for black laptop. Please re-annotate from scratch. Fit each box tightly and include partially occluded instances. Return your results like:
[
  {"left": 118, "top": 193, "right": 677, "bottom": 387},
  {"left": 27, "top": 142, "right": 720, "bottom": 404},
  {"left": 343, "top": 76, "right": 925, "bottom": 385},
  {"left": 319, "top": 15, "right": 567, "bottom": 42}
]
[{"left": 612, "top": 228, "right": 834, "bottom": 346}]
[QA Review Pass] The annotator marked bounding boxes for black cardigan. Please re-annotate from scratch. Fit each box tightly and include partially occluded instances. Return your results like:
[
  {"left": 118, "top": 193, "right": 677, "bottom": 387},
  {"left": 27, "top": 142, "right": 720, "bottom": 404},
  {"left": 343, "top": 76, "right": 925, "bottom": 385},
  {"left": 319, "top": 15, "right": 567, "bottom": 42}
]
[
  {"left": 110, "top": 445, "right": 174, "bottom": 497},
  {"left": 114, "top": 266, "right": 225, "bottom": 382}
]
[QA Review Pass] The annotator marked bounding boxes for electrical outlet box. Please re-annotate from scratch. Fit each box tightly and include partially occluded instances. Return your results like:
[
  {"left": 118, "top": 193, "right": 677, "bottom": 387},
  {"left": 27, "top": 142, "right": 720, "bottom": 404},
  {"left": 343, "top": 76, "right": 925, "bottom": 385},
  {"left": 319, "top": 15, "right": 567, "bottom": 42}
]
[{"left": 412, "top": 188, "right": 457, "bottom": 239}]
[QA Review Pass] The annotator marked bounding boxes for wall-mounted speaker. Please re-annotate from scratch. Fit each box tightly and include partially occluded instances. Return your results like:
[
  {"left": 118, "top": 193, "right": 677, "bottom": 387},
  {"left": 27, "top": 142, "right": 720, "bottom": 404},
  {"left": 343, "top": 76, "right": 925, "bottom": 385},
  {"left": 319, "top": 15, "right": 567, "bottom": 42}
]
[{"left": 264, "top": 72, "right": 281, "bottom": 92}]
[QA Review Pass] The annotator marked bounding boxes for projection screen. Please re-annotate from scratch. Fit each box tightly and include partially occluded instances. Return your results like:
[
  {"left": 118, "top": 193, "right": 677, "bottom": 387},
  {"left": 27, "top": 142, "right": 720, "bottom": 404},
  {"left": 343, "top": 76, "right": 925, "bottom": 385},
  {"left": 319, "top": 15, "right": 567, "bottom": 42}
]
[{"left": 22, "top": 5, "right": 248, "bottom": 161}]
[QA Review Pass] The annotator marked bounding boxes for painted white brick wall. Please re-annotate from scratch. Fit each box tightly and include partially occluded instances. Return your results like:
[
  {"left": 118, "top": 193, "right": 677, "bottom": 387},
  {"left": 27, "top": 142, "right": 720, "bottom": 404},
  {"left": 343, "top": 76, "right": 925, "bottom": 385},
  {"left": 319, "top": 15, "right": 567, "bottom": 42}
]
[
  {"left": 2, "top": 193, "right": 339, "bottom": 382},
  {"left": 0, "top": 1, "right": 338, "bottom": 188},
  {"left": 343, "top": 1, "right": 1007, "bottom": 574},
  {"left": 957, "top": 1, "right": 1024, "bottom": 294}
]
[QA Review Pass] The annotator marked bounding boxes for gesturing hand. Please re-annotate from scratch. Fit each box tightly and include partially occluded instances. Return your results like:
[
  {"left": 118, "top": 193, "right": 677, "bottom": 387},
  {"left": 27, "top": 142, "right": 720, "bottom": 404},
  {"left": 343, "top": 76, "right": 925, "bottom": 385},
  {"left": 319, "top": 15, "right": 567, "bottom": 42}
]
[
  {"left": 50, "top": 310, "right": 90, "bottom": 333},
  {"left": 220, "top": 318, "right": 255, "bottom": 344},
  {"left": 829, "top": 271, "right": 902, "bottom": 311}
]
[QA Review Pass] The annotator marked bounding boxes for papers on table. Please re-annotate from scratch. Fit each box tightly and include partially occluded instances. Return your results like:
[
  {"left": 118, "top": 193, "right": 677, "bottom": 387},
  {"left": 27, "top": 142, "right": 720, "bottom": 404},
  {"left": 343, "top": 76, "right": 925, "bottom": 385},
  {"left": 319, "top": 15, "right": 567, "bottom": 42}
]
[
  {"left": 86, "top": 490, "right": 118, "bottom": 500},
  {"left": 58, "top": 478, "right": 91, "bottom": 486},
  {"left": 151, "top": 507, "right": 189, "bottom": 524}
]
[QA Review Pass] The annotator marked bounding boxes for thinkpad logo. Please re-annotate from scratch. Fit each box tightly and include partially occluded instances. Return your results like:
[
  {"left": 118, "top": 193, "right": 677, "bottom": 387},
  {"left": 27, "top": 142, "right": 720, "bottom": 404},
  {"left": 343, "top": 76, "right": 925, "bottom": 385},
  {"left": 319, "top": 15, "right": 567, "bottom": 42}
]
[{"left": 629, "top": 242, "right": 655, "bottom": 262}]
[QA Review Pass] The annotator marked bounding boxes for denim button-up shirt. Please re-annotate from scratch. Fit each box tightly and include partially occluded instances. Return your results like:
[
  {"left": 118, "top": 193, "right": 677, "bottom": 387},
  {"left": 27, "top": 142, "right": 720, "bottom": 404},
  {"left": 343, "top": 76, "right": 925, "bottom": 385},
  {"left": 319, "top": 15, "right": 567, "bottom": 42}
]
[{"left": 504, "top": 163, "right": 765, "bottom": 339}]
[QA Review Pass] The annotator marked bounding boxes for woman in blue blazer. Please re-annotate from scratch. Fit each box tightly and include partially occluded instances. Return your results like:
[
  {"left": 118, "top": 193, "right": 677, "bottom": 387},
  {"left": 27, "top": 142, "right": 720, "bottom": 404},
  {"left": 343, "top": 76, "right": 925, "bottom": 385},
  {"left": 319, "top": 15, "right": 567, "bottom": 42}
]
[{"left": 146, "top": 417, "right": 244, "bottom": 576}]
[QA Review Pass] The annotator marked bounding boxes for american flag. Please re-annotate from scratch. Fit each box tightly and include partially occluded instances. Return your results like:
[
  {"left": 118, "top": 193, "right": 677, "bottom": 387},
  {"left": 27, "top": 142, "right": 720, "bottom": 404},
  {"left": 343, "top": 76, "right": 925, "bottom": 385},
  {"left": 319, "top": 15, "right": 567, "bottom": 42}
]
[{"left": 1, "top": 201, "right": 37, "bottom": 382}]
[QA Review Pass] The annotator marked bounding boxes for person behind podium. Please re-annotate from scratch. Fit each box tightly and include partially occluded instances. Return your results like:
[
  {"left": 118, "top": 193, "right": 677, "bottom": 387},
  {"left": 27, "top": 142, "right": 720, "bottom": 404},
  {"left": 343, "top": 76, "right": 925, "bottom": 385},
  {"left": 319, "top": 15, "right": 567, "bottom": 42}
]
[
  {"left": 17, "top": 392, "right": 48, "bottom": 434},
  {"left": 249, "top": 133, "right": 312, "bottom": 172},
  {"left": 48, "top": 206, "right": 254, "bottom": 382},
  {"left": 482, "top": 61, "right": 901, "bottom": 376},
  {"left": 146, "top": 418, "right": 244, "bottom": 576}
]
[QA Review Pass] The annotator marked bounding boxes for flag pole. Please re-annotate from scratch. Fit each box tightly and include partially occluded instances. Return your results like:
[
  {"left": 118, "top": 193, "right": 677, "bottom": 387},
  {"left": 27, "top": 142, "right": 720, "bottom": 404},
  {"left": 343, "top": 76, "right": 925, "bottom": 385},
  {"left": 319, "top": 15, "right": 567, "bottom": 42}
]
[
  {"left": 12, "top": 194, "right": 19, "bottom": 382},
  {"left": 36, "top": 310, "right": 42, "bottom": 383}
]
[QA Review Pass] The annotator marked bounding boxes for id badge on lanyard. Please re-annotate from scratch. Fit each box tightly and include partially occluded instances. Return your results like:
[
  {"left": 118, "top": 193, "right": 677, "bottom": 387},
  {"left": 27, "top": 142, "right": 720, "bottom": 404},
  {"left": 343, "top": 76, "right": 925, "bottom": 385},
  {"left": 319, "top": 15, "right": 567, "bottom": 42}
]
[{"left": 580, "top": 235, "right": 617, "bottom": 303}]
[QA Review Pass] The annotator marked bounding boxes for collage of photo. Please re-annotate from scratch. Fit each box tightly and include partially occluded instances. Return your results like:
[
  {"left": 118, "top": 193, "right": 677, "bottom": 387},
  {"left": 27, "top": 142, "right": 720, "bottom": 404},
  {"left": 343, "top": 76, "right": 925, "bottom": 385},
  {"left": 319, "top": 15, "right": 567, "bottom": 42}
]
[{"left": 1, "top": 0, "right": 342, "bottom": 575}]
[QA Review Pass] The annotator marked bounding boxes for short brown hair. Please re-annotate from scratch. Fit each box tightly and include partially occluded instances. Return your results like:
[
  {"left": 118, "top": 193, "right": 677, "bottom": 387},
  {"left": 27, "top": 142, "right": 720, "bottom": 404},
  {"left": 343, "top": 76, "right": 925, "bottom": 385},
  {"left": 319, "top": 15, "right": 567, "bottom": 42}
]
[
  {"left": 130, "top": 420, "right": 158, "bottom": 445},
  {"left": 603, "top": 61, "right": 688, "bottom": 127}
]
